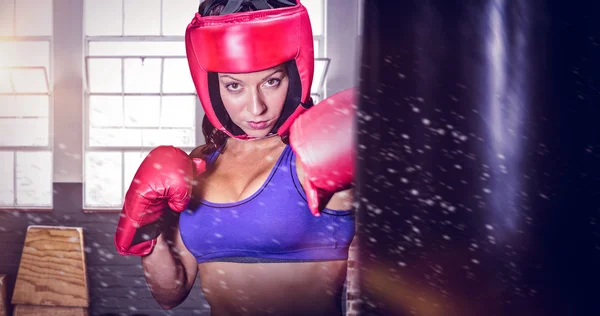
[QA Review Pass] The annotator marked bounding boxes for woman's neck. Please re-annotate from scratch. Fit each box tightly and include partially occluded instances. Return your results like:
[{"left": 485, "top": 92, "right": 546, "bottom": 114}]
[{"left": 225, "top": 134, "right": 283, "bottom": 154}]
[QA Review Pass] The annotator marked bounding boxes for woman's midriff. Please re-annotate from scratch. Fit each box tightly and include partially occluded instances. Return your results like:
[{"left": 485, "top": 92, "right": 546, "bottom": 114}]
[{"left": 197, "top": 260, "right": 348, "bottom": 316}]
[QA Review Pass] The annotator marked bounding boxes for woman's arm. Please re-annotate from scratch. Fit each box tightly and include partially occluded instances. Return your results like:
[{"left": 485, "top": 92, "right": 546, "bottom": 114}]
[{"left": 141, "top": 211, "right": 198, "bottom": 310}]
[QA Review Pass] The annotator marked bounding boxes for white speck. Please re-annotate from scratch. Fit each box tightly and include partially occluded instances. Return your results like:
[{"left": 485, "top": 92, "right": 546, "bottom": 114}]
[
  {"left": 398, "top": 262, "right": 407, "bottom": 267},
  {"left": 483, "top": 188, "right": 491, "bottom": 194},
  {"left": 410, "top": 189, "right": 419, "bottom": 196},
  {"left": 215, "top": 233, "right": 223, "bottom": 238},
  {"left": 497, "top": 153, "right": 506, "bottom": 160},
  {"left": 412, "top": 226, "right": 420, "bottom": 233},
  {"left": 472, "top": 259, "right": 480, "bottom": 264},
  {"left": 485, "top": 224, "right": 494, "bottom": 230},
  {"left": 422, "top": 118, "right": 431, "bottom": 125},
  {"left": 443, "top": 235, "right": 451, "bottom": 240},
  {"left": 369, "top": 237, "right": 377, "bottom": 242}
]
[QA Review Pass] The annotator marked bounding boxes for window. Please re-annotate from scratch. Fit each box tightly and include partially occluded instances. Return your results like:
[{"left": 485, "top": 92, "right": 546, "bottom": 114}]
[
  {"left": 304, "top": 0, "right": 328, "bottom": 103},
  {"left": 83, "top": 0, "right": 329, "bottom": 209},
  {"left": 83, "top": 0, "right": 200, "bottom": 210},
  {"left": 0, "top": 0, "right": 54, "bottom": 209}
]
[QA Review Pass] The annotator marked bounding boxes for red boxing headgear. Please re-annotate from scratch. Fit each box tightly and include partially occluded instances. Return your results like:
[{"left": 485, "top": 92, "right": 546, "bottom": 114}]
[{"left": 185, "top": 1, "right": 315, "bottom": 140}]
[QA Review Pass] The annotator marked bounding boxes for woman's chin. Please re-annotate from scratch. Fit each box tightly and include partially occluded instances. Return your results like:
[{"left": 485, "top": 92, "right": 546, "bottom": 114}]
[
  {"left": 246, "top": 131, "right": 274, "bottom": 139},
  {"left": 240, "top": 125, "right": 276, "bottom": 139}
]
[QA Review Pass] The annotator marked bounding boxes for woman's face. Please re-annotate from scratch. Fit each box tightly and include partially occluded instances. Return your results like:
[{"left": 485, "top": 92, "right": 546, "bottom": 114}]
[{"left": 218, "top": 64, "right": 289, "bottom": 138}]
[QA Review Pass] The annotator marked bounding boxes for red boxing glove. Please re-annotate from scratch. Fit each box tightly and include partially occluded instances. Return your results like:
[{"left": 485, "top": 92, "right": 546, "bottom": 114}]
[
  {"left": 114, "top": 146, "right": 206, "bottom": 256},
  {"left": 289, "top": 88, "right": 357, "bottom": 216}
]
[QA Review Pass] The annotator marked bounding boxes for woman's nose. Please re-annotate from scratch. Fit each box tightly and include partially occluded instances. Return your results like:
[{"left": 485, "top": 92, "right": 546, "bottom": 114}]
[{"left": 247, "top": 90, "right": 268, "bottom": 116}]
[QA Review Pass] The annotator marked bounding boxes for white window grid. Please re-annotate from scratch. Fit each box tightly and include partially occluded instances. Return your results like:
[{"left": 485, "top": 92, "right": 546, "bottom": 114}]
[
  {"left": 0, "top": 26, "right": 54, "bottom": 208},
  {"left": 83, "top": 36, "right": 197, "bottom": 210},
  {"left": 83, "top": 0, "right": 329, "bottom": 210}
]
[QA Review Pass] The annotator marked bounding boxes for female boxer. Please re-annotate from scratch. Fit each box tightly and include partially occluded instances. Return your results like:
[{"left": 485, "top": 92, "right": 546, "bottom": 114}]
[{"left": 114, "top": 1, "right": 356, "bottom": 315}]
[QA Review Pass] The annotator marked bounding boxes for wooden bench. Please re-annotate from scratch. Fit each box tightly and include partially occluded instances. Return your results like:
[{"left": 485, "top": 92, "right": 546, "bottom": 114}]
[{"left": 11, "top": 226, "right": 89, "bottom": 316}]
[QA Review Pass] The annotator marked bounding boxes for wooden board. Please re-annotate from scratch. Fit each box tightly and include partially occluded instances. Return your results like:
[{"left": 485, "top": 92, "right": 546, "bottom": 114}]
[
  {"left": 11, "top": 226, "right": 89, "bottom": 307},
  {"left": 13, "top": 305, "right": 88, "bottom": 316},
  {"left": 0, "top": 274, "right": 7, "bottom": 316}
]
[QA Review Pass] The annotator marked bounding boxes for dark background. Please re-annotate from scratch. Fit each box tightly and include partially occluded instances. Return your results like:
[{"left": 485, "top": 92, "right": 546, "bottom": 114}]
[{"left": 356, "top": 1, "right": 600, "bottom": 315}]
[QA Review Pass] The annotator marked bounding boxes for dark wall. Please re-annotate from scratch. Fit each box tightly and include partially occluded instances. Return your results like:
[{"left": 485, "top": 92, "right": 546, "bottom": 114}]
[{"left": 0, "top": 183, "right": 210, "bottom": 316}]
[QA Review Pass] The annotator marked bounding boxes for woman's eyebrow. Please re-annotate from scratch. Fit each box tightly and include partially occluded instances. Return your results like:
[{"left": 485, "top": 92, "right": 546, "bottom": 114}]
[
  {"left": 261, "top": 69, "right": 284, "bottom": 81},
  {"left": 218, "top": 74, "right": 242, "bottom": 82}
]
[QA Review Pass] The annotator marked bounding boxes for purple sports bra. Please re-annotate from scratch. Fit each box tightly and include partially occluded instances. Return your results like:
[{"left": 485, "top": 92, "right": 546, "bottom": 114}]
[{"left": 179, "top": 145, "right": 355, "bottom": 263}]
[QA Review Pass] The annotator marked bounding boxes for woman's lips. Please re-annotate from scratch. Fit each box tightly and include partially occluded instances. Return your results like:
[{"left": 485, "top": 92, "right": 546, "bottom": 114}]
[{"left": 247, "top": 120, "right": 270, "bottom": 130}]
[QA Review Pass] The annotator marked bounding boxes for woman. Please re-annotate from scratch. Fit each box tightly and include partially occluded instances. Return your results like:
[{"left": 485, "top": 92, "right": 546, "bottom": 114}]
[{"left": 115, "top": 1, "right": 357, "bottom": 315}]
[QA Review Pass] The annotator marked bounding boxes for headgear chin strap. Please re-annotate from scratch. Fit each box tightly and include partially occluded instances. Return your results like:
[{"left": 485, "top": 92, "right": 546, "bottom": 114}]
[{"left": 185, "top": 0, "right": 315, "bottom": 140}]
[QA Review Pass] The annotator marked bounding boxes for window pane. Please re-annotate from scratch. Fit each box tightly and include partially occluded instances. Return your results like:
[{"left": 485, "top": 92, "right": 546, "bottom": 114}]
[
  {"left": 84, "top": 152, "right": 123, "bottom": 207},
  {"left": 0, "top": 118, "right": 48, "bottom": 146},
  {"left": 0, "top": 96, "right": 49, "bottom": 117},
  {"left": 313, "top": 39, "right": 320, "bottom": 58},
  {"left": 88, "top": 59, "right": 122, "bottom": 93},
  {"left": 11, "top": 68, "right": 48, "bottom": 94},
  {"left": 89, "top": 128, "right": 135, "bottom": 147},
  {"left": 88, "top": 41, "right": 186, "bottom": 57},
  {"left": 16, "top": 151, "right": 52, "bottom": 206},
  {"left": 0, "top": 41, "right": 50, "bottom": 69},
  {"left": 123, "top": 96, "right": 161, "bottom": 127},
  {"left": 85, "top": 0, "right": 123, "bottom": 36},
  {"left": 142, "top": 128, "right": 195, "bottom": 147},
  {"left": 89, "top": 96, "right": 123, "bottom": 127},
  {"left": 0, "top": 151, "right": 14, "bottom": 206},
  {"left": 0, "top": 0, "right": 15, "bottom": 36},
  {"left": 89, "top": 127, "right": 194, "bottom": 147},
  {"left": 15, "top": 0, "right": 52, "bottom": 36},
  {"left": 312, "top": 59, "right": 329, "bottom": 93},
  {"left": 311, "top": 93, "right": 321, "bottom": 104},
  {"left": 123, "top": 151, "right": 149, "bottom": 198},
  {"left": 0, "top": 69, "right": 11, "bottom": 93},
  {"left": 162, "top": 0, "right": 199, "bottom": 36},
  {"left": 161, "top": 96, "right": 195, "bottom": 128},
  {"left": 163, "top": 58, "right": 195, "bottom": 93},
  {"left": 123, "top": 58, "right": 161, "bottom": 93},
  {"left": 124, "top": 0, "right": 160, "bottom": 36},
  {"left": 303, "top": 0, "right": 323, "bottom": 36}
]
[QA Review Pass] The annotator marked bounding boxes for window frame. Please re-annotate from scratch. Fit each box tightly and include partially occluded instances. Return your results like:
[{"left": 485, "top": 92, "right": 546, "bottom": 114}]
[
  {"left": 0, "top": 32, "right": 54, "bottom": 210},
  {"left": 83, "top": 35, "right": 200, "bottom": 211}
]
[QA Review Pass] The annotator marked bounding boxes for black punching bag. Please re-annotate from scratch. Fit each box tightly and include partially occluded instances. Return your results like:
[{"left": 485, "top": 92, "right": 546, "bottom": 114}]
[{"left": 355, "top": 1, "right": 600, "bottom": 315}]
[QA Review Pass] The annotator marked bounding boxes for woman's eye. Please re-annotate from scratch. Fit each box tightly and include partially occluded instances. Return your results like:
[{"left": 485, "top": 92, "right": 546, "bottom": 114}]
[
  {"left": 226, "top": 83, "right": 241, "bottom": 91},
  {"left": 265, "top": 78, "right": 281, "bottom": 87}
]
